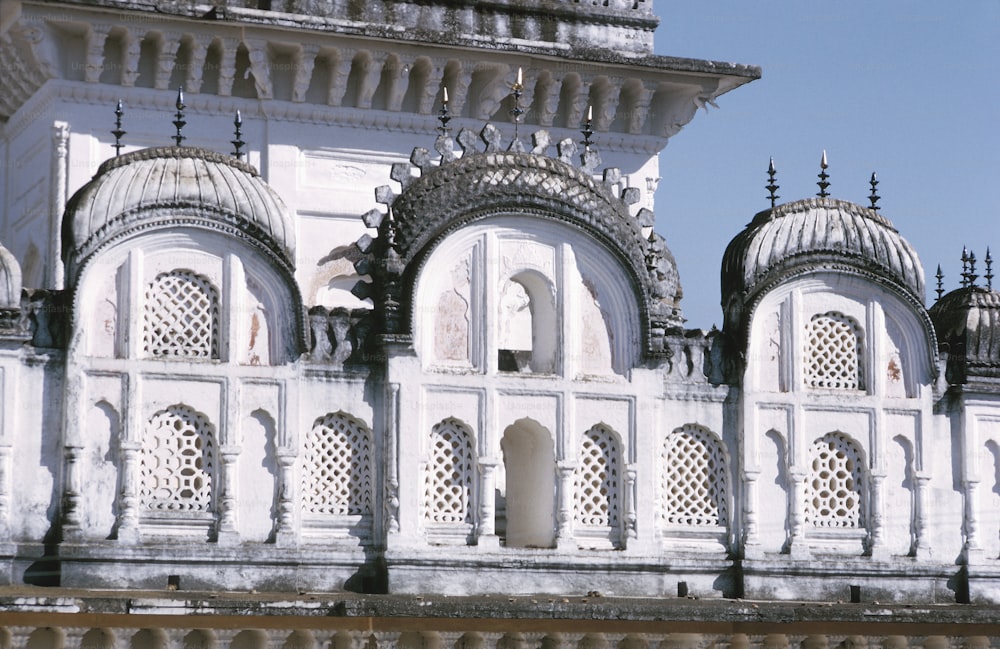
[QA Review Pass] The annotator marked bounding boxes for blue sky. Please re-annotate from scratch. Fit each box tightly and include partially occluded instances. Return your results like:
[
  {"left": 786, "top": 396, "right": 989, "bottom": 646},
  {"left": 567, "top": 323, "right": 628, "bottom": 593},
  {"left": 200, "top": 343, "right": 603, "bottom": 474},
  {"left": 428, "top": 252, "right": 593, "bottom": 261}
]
[{"left": 652, "top": 1, "right": 1000, "bottom": 329}]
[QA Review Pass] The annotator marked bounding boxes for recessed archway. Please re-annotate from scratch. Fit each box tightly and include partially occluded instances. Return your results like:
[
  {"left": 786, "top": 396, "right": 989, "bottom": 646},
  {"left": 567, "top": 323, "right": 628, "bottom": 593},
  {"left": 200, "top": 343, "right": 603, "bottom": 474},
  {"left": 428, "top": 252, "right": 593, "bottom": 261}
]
[{"left": 501, "top": 418, "right": 556, "bottom": 548}]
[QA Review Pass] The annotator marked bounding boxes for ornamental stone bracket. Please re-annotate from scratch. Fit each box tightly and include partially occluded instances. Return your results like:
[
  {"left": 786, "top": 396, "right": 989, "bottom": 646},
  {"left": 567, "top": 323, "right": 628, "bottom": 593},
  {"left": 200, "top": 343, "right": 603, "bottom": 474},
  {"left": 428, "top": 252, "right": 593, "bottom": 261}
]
[{"left": 3, "top": 4, "right": 760, "bottom": 142}]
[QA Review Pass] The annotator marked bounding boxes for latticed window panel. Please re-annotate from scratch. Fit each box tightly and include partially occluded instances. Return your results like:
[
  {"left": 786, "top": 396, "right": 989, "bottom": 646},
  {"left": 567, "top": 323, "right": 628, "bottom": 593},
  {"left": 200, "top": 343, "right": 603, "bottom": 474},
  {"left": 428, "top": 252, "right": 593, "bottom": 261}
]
[
  {"left": 805, "top": 432, "right": 866, "bottom": 528},
  {"left": 574, "top": 425, "right": 621, "bottom": 528},
  {"left": 661, "top": 425, "right": 729, "bottom": 527},
  {"left": 423, "top": 419, "right": 476, "bottom": 524},
  {"left": 805, "top": 312, "right": 863, "bottom": 389},
  {"left": 143, "top": 270, "right": 221, "bottom": 359},
  {"left": 139, "top": 405, "right": 216, "bottom": 512},
  {"left": 302, "top": 413, "right": 373, "bottom": 517}
]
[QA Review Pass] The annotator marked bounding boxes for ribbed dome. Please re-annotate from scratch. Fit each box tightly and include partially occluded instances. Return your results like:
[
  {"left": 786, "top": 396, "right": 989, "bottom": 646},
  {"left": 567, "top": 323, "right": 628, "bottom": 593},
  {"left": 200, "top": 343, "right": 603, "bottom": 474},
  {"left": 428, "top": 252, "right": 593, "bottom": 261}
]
[
  {"left": 929, "top": 286, "right": 1000, "bottom": 381},
  {"left": 723, "top": 197, "right": 924, "bottom": 307},
  {"left": 63, "top": 147, "right": 294, "bottom": 281}
]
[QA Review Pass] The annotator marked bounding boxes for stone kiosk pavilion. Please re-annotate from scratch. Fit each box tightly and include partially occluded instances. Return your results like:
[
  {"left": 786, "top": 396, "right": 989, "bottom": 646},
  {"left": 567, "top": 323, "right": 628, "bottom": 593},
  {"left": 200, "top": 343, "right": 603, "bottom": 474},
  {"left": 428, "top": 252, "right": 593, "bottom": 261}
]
[{"left": 0, "top": 0, "right": 999, "bottom": 645}]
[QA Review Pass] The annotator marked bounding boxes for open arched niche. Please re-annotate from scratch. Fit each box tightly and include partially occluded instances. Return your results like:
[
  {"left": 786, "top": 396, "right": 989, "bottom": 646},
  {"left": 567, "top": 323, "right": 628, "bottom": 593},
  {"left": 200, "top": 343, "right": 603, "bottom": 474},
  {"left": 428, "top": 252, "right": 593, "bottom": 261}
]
[{"left": 500, "top": 418, "right": 556, "bottom": 548}]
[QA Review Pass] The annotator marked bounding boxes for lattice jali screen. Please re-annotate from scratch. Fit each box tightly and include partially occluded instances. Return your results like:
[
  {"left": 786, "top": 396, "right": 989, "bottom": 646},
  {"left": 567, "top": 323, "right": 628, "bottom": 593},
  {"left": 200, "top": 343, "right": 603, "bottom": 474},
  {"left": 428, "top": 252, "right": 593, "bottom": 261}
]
[
  {"left": 423, "top": 419, "right": 476, "bottom": 524},
  {"left": 143, "top": 270, "right": 220, "bottom": 359},
  {"left": 805, "top": 312, "right": 863, "bottom": 389},
  {"left": 139, "top": 405, "right": 216, "bottom": 512},
  {"left": 302, "top": 413, "right": 373, "bottom": 517},
  {"left": 661, "top": 425, "right": 729, "bottom": 527},
  {"left": 574, "top": 425, "right": 621, "bottom": 528},
  {"left": 805, "top": 432, "right": 866, "bottom": 528}
]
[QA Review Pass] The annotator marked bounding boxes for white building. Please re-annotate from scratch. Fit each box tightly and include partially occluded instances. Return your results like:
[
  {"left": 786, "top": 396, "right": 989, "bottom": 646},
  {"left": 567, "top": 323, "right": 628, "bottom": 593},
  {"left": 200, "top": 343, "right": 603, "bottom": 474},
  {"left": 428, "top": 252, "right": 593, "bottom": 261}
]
[{"left": 1, "top": 0, "right": 1000, "bottom": 645}]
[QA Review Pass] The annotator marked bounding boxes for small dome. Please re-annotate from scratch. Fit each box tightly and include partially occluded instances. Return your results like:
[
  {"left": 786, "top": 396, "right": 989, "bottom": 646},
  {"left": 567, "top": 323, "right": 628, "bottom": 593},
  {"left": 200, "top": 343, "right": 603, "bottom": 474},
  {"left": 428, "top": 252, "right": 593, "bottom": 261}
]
[
  {"left": 929, "top": 286, "right": 1000, "bottom": 382},
  {"left": 63, "top": 147, "right": 295, "bottom": 283},
  {"left": 722, "top": 198, "right": 924, "bottom": 335}
]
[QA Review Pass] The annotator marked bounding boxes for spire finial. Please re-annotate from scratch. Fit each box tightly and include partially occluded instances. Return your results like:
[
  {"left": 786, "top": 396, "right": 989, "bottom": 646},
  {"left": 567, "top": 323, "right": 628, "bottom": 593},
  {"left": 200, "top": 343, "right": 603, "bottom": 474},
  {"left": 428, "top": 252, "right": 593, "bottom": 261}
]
[
  {"left": 172, "top": 87, "right": 186, "bottom": 147},
  {"left": 112, "top": 99, "right": 126, "bottom": 156},
  {"left": 231, "top": 110, "right": 245, "bottom": 160},
  {"left": 438, "top": 87, "right": 452, "bottom": 136},
  {"left": 581, "top": 104, "right": 594, "bottom": 150},
  {"left": 969, "top": 250, "right": 978, "bottom": 288},
  {"left": 986, "top": 247, "right": 994, "bottom": 290},
  {"left": 766, "top": 157, "right": 779, "bottom": 208},
  {"left": 508, "top": 67, "right": 525, "bottom": 150},
  {"left": 816, "top": 150, "right": 830, "bottom": 197},
  {"left": 935, "top": 264, "right": 944, "bottom": 300},
  {"left": 868, "top": 172, "right": 880, "bottom": 211},
  {"left": 961, "top": 246, "right": 970, "bottom": 288}
]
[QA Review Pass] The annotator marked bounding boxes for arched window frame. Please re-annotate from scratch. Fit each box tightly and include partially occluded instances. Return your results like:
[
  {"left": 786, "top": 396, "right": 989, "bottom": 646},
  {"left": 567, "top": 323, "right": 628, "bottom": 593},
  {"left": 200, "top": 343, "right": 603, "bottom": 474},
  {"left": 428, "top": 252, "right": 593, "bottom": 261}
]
[
  {"left": 804, "top": 311, "right": 865, "bottom": 390},
  {"left": 660, "top": 424, "right": 730, "bottom": 544},
  {"left": 803, "top": 431, "right": 870, "bottom": 549},
  {"left": 300, "top": 412, "right": 375, "bottom": 542},
  {"left": 138, "top": 404, "right": 218, "bottom": 531},
  {"left": 574, "top": 423, "right": 623, "bottom": 549},
  {"left": 422, "top": 418, "right": 478, "bottom": 543},
  {"left": 142, "top": 269, "right": 221, "bottom": 360}
]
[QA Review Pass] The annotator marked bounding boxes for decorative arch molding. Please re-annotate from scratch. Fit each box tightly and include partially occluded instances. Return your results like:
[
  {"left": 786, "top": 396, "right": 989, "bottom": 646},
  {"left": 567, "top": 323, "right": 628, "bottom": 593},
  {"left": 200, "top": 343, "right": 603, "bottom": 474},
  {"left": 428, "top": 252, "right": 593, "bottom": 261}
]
[
  {"left": 740, "top": 272, "right": 938, "bottom": 390},
  {"left": 365, "top": 151, "right": 682, "bottom": 358}
]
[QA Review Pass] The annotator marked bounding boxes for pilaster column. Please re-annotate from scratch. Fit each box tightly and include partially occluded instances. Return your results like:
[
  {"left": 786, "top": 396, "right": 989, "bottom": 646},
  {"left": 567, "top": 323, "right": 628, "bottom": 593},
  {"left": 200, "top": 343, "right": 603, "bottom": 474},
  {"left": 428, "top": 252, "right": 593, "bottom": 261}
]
[
  {"left": 49, "top": 121, "right": 69, "bottom": 289},
  {"left": 274, "top": 447, "right": 297, "bottom": 546},
  {"left": 963, "top": 478, "right": 983, "bottom": 563},
  {"left": 624, "top": 464, "right": 638, "bottom": 543},
  {"left": 117, "top": 441, "right": 141, "bottom": 542},
  {"left": 477, "top": 458, "right": 499, "bottom": 548},
  {"left": 556, "top": 461, "right": 576, "bottom": 548},
  {"left": 61, "top": 445, "right": 84, "bottom": 538},
  {"left": 913, "top": 474, "right": 933, "bottom": 559},
  {"left": 385, "top": 383, "right": 400, "bottom": 534},
  {"left": 742, "top": 469, "right": 761, "bottom": 558},
  {"left": 868, "top": 472, "right": 888, "bottom": 559},
  {"left": 215, "top": 446, "right": 240, "bottom": 544},
  {"left": 788, "top": 468, "right": 809, "bottom": 557}
]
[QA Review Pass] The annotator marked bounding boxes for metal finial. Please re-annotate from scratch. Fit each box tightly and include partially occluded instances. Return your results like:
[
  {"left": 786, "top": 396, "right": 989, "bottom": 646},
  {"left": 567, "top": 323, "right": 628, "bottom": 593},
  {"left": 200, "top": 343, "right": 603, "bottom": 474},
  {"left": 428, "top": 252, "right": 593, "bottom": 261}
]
[
  {"left": 231, "top": 110, "right": 245, "bottom": 160},
  {"left": 581, "top": 104, "right": 594, "bottom": 150},
  {"left": 816, "top": 150, "right": 830, "bottom": 197},
  {"left": 437, "top": 87, "right": 452, "bottom": 136},
  {"left": 961, "top": 246, "right": 970, "bottom": 288},
  {"left": 766, "top": 157, "right": 779, "bottom": 208},
  {"left": 868, "top": 172, "right": 880, "bottom": 211},
  {"left": 509, "top": 68, "right": 525, "bottom": 147},
  {"left": 935, "top": 264, "right": 944, "bottom": 301},
  {"left": 112, "top": 99, "right": 126, "bottom": 156},
  {"left": 986, "top": 247, "right": 994, "bottom": 290},
  {"left": 172, "top": 87, "right": 186, "bottom": 147},
  {"left": 969, "top": 251, "right": 978, "bottom": 288}
]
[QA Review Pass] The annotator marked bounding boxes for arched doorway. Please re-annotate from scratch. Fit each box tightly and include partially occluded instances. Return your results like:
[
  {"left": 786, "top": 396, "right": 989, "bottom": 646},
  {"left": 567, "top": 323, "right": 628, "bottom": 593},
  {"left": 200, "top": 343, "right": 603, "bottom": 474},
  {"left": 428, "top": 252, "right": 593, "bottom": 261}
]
[{"left": 501, "top": 418, "right": 556, "bottom": 548}]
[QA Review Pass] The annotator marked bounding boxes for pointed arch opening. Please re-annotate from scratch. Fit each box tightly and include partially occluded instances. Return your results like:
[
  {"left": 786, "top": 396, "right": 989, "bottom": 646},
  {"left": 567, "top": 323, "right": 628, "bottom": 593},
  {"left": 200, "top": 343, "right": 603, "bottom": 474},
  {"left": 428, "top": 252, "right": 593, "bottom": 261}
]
[{"left": 500, "top": 418, "right": 556, "bottom": 548}]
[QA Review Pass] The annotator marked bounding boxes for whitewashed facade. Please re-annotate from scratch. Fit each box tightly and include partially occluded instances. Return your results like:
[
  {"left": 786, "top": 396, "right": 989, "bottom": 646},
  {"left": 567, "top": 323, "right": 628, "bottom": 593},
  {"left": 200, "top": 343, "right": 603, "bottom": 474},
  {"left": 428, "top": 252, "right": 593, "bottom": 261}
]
[{"left": 0, "top": 0, "right": 999, "bottom": 618}]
